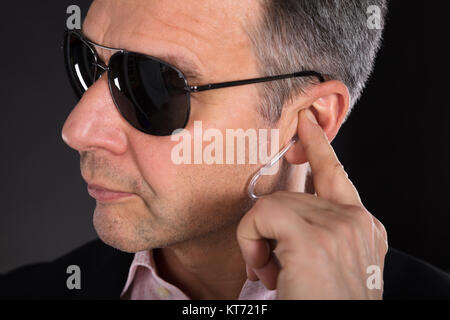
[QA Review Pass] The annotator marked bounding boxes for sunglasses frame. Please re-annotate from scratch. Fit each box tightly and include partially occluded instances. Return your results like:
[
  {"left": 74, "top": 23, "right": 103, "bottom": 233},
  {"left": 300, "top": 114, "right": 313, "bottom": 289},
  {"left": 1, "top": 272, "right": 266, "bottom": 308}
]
[
  {"left": 63, "top": 29, "right": 326, "bottom": 136},
  {"left": 64, "top": 29, "right": 194, "bottom": 135}
]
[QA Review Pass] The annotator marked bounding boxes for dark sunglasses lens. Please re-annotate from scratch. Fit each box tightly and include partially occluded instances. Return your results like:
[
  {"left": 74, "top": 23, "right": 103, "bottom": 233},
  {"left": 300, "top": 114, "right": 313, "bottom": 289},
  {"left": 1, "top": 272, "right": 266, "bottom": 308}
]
[
  {"left": 108, "top": 52, "right": 190, "bottom": 136},
  {"left": 64, "top": 31, "right": 97, "bottom": 98}
]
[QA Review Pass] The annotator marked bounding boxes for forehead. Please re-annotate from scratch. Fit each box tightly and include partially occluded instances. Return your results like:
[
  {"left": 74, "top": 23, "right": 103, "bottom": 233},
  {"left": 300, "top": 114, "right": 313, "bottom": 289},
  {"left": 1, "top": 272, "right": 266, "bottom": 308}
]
[{"left": 83, "top": 0, "right": 261, "bottom": 82}]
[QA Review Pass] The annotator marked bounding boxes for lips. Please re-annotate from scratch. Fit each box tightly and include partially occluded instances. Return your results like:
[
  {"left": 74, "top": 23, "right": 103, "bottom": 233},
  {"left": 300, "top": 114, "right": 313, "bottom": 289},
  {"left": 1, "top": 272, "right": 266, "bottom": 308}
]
[{"left": 87, "top": 184, "right": 134, "bottom": 202}]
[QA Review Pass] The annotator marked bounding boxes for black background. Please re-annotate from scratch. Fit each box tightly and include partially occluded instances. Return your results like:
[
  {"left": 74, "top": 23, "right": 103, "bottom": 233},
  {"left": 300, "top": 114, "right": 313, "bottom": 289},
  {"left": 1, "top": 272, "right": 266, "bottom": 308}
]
[{"left": 0, "top": 1, "right": 449, "bottom": 275}]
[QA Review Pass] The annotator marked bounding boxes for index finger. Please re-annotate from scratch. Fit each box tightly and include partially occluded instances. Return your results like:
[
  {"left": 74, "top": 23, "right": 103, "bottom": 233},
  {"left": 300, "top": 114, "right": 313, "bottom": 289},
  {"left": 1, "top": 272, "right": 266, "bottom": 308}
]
[{"left": 297, "top": 109, "right": 361, "bottom": 205}]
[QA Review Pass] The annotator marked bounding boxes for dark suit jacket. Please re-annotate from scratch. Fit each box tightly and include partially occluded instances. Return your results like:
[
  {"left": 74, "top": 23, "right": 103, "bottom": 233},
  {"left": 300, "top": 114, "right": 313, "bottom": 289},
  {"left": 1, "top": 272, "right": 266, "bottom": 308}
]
[{"left": 1, "top": 239, "right": 449, "bottom": 299}]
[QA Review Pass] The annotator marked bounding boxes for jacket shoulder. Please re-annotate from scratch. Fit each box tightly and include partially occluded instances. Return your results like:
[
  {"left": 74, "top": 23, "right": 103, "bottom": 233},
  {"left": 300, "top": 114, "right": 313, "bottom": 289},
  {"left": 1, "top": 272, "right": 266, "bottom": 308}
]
[
  {"left": 0, "top": 239, "right": 133, "bottom": 299},
  {"left": 383, "top": 247, "right": 450, "bottom": 299}
]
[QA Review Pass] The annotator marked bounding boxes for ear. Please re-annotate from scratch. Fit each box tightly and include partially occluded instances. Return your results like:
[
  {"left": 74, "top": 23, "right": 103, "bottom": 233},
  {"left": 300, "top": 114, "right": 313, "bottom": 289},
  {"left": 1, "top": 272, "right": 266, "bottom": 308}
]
[{"left": 284, "top": 80, "right": 350, "bottom": 165}]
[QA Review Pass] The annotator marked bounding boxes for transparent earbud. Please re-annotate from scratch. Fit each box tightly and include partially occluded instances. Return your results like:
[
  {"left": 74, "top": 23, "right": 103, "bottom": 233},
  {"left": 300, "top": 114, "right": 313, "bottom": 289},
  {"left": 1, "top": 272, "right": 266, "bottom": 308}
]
[{"left": 247, "top": 135, "right": 299, "bottom": 200}]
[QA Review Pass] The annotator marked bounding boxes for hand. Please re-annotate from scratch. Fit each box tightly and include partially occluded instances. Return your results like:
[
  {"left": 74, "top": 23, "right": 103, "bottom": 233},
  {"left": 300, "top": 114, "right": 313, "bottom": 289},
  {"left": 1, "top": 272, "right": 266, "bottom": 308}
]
[{"left": 237, "top": 109, "right": 388, "bottom": 299}]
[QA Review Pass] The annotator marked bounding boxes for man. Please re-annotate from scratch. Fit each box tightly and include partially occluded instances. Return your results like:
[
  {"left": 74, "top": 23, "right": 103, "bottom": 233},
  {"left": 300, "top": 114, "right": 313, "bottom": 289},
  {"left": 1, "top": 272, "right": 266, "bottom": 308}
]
[{"left": 1, "top": 0, "right": 450, "bottom": 300}]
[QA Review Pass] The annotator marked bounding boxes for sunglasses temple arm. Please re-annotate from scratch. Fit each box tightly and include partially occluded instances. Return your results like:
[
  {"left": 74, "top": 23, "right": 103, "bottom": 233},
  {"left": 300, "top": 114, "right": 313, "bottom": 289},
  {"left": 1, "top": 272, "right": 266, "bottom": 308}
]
[{"left": 188, "top": 71, "right": 325, "bottom": 93}]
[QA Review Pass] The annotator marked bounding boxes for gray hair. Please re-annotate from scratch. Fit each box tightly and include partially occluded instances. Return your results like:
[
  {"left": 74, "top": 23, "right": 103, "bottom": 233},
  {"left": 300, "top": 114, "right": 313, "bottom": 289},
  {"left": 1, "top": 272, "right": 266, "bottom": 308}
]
[{"left": 246, "top": 0, "right": 388, "bottom": 123}]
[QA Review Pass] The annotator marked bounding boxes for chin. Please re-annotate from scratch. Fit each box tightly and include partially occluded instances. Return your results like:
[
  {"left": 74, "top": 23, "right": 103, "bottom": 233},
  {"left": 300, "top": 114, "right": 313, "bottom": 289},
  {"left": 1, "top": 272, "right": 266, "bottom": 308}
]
[{"left": 92, "top": 203, "right": 154, "bottom": 253}]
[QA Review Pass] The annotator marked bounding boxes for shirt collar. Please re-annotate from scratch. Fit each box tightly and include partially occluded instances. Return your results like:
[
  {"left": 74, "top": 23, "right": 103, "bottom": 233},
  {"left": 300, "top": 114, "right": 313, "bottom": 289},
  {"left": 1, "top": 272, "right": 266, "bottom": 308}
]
[{"left": 121, "top": 249, "right": 277, "bottom": 299}]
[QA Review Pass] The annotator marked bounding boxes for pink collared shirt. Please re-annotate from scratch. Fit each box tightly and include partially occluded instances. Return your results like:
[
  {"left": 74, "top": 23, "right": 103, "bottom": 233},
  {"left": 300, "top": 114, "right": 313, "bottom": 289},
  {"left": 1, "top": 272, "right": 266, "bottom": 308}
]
[{"left": 120, "top": 250, "right": 277, "bottom": 300}]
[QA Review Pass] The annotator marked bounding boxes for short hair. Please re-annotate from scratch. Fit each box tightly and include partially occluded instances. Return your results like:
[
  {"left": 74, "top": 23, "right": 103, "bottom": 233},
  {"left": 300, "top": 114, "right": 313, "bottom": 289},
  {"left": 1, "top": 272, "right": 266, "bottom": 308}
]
[{"left": 246, "top": 0, "right": 389, "bottom": 123}]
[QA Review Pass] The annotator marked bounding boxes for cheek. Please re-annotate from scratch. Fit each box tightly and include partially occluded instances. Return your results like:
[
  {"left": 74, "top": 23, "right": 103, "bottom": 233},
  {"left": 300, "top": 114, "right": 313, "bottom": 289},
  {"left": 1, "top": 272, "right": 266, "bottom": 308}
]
[
  {"left": 131, "top": 136, "right": 181, "bottom": 193},
  {"left": 130, "top": 135, "right": 223, "bottom": 199},
  {"left": 130, "top": 133, "right": 254, "bottom": 200}
]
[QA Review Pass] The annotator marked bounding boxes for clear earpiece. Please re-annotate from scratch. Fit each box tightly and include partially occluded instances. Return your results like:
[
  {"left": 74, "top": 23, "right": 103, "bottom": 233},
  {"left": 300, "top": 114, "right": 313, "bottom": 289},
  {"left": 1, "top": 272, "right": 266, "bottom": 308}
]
[{"left": 247, "top": 135, "right": 299, "bottom": 200}]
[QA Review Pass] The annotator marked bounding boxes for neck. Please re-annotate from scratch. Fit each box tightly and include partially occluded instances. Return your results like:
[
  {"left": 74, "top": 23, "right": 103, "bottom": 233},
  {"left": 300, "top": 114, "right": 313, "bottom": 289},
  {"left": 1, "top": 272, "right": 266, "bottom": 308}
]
[{"left": 153, "top": 222, "right": 248, "bottom": 300}]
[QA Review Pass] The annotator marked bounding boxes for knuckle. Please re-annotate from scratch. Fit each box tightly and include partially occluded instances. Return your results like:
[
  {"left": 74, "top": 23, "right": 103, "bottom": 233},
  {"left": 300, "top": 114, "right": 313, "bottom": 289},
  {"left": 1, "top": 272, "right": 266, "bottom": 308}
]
[
  {"left": 342, "top": 204, "right": 372, "bottom": 229},
  {"left": 381, "top": 240, "right": 389, "bottom": 256},
  {"left": 373, "top": 216, "right": 389, "bottom": 245},
  {"left": 331, "top": 161, "right": 348, "bottom": 179},
  {"left": 375, "top": 217, "right": 388, "bottom": 237},
  {"left": 314, "top": 161, "right": 349, "bottom": 191},
  {"left": 332, "top": 214, "right": 366, "bottom": 251},
  {"left": 321, "top": 161, "right": 348, "bottom": 184}
]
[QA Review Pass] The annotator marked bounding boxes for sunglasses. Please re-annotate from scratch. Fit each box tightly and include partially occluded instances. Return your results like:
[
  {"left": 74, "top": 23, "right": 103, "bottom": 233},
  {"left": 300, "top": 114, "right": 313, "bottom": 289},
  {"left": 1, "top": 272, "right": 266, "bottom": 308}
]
[{"left": 63, "top": 29, "right": 325, "bottom": 136}]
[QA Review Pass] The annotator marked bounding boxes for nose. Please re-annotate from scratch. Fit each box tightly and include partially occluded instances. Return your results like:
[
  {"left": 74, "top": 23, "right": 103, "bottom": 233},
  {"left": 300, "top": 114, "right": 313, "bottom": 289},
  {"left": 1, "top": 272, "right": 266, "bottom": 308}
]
[{"left": 61, "top": 75, "right": 128, "bottom": 155}]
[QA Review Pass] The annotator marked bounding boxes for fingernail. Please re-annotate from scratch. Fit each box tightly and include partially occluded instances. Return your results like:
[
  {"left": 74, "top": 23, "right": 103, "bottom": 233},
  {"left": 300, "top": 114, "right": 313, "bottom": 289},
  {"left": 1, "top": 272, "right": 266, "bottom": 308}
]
[{"left": 305, "top": 109, "right": 318, "bottom": 124}]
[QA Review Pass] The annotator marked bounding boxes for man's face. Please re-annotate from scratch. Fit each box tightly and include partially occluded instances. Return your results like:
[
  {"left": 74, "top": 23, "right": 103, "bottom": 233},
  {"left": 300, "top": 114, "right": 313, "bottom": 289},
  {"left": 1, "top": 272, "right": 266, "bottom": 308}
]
[{"left": 62, "top": 0, "right": 288, "bottom": 252}]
